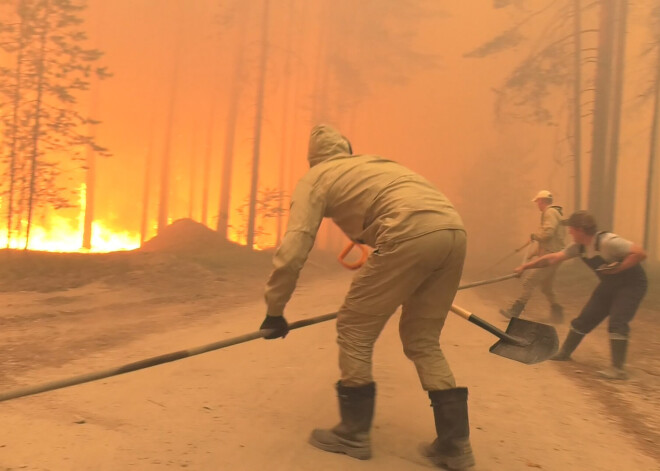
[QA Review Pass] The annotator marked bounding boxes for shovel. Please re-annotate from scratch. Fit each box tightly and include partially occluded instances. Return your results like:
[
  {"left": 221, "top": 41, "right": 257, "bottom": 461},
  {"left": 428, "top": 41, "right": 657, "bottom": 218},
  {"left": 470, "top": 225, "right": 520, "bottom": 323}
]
[{"left": 450, "top": 305, "right": 558, "bottom": 364}]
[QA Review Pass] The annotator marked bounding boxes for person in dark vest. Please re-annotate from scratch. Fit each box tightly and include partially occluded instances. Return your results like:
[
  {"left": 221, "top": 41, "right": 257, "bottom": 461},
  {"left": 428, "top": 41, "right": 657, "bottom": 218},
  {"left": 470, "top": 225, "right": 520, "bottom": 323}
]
[{"left": 513, "top": 210, "right": 647, "bottom": 380}]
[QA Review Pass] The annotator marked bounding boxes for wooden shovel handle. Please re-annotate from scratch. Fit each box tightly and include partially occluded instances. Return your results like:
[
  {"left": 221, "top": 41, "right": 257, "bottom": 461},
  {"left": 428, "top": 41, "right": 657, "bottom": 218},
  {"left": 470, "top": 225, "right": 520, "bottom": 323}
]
[{"left": 338, "top": 242, "right": 369, "bottom": 270}]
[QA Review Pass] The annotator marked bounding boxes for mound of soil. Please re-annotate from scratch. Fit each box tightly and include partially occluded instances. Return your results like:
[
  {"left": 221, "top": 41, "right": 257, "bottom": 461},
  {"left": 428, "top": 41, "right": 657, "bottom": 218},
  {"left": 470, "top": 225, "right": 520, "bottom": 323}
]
[
  {"left": 0, "top": 219, "right": 275, "bottom": 295},
  {"left": 140, "top": 218, "right": 233, "bottom": 253}
]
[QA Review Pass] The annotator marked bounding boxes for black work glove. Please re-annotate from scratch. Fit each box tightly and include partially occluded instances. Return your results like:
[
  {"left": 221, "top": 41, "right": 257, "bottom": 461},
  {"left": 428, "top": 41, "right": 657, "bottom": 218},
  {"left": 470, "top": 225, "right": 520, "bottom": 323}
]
[{"left": 260, "top": 315, "right": 289, "bottom": 339}]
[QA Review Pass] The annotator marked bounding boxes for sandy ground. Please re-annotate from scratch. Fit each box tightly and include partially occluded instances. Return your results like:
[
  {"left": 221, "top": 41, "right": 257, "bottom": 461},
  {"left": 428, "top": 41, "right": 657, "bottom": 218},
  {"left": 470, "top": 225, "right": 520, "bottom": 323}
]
[{"left": 0, "top": 256, "right": 659, "bottom": 471}]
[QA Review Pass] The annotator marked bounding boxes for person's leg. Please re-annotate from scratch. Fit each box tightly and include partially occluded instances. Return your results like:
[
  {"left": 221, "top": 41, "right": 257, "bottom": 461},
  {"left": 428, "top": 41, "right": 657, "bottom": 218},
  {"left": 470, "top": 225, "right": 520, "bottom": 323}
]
[
  {"left": 500, "top": 268, "right": 542, "bottom": 318},
  {"left": 599, "top": 280, "right": 647, "bottom": 380},
  {"left": 310, "top": 234, "right": 440, "bottom": 459},
  {"left": 397, "top": 231, "right": 474, "bottom": 469},
  {"left": 398, "top": 230, "right": 465, "bottom": 391},
  {"left": 539, "top": 264, "right": 563, "bottom": 322},
  {"left": 552, "top": 283, "right": 612, "bottom": 361}
]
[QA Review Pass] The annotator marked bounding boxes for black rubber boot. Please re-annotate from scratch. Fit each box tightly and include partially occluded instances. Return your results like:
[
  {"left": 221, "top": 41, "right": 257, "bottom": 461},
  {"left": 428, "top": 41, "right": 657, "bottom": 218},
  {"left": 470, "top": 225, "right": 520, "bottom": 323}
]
[
  {"left": 551, "top": 328, "right": 584, "bottom": 361},
  {"left": 420, "top": 387, "right": 475, "bottom": 470},
  {"left": 549, "top": 303, "right": 564, "bottom": 324},
  {"left": 499, "top": 300, "right": 525, "bottom": 319},
  {"left": 598, "top": 339, "right": 629, "bottom": 380},
  {"left": 308, "top": 382, "right": 375, "bottom": 460}
]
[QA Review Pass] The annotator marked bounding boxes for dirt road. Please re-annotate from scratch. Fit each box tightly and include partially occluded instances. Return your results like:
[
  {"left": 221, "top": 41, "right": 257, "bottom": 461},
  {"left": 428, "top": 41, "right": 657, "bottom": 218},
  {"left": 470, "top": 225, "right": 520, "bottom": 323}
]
[{"left": 0, "top": 268, "right": 658, "bottom": 471}]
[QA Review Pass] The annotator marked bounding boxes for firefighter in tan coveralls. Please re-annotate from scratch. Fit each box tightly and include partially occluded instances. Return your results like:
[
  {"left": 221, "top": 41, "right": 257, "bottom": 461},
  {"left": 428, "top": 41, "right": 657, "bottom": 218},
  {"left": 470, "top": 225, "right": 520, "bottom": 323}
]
[
  {"left": 500, "top": 190, "right": 566, "bottom": 323},
  {"left": 258, "top": 124, "right": 475, "bottom": 470}
]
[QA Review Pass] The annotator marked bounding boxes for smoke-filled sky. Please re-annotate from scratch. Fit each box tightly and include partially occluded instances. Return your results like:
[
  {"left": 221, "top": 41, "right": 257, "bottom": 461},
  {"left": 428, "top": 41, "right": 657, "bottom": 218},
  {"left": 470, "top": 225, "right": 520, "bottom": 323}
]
[{"left": 2, "top": 0, "right": 659, "bottom": 262}]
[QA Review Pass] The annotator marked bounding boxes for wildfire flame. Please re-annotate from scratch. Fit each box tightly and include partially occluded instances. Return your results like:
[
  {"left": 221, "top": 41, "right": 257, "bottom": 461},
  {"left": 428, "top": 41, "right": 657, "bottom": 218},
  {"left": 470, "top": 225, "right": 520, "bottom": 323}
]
[
  {"left": 0, "top": 184, "right": 282, "bottom": 253},
  {"left": 0, "top": 185, "right": 140, "bottom": 253}
]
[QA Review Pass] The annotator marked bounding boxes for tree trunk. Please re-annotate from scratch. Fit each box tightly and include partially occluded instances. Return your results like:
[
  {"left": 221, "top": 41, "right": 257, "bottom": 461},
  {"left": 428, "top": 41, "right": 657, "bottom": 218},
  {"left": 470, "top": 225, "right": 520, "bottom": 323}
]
[
  {"left": 644, "top": 45, "right": 660, "bottom": 259},
  {"left": 602, "top": 0, "right": 628, "bottom": 228},
  {"left": 246, "top": 0, "right": 271, "bottom": 249},
  {"left": 201, "top": 102, "right": 215, "bottom": 226},
  {"left": 276, "top": 0, "right": 296, "bottom": 246},
  {"left": 572, "top": 0, "right": 583, "bottom": 211},
  {"left": 6, "top": 0, "right": 27, "bottom": 248},
  {"left": 157, "top": 21, "right": 183, "bottom": 234},
  {"left": 140, "top": 116, "right": 156, "bottom": 245},
  {"left": 217, "top": 3, "right": 250, "bottom": 238},
  {"left": 82, "top": 83, "right": 100, "bottom": 250},
  {"left": 587, "top": 0, "right": 617, "bottom": 227},
  {"left": 188, "top": 125, "right": 198, "bottom": 220},
  {"left": 25, "top": 1, "right": 51, "bottom": 250}
]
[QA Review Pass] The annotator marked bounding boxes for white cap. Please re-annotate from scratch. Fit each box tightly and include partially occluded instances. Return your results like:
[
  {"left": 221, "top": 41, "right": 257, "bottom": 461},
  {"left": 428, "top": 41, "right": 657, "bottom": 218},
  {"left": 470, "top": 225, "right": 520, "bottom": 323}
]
[{"left": 532, "top": 190, "right": 553, "bottom": 202}]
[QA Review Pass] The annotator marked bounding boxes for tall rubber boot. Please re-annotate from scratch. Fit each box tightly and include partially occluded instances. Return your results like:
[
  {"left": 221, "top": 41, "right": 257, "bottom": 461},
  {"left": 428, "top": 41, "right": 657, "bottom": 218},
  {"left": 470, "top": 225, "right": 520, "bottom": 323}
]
[
  {"left": 598, "top": 338, "right": 629, "bottom": 380},
  {"left": 308, "top": 381, "right": 375, "bottom": 460},
  {"left": 499, "top": 300, "right": 525, "bottom": 319},
  {"left": 550, "top": 328, "right": 584, "bottom": 361},
  {"left": 420, "top": 387, "right": 475, "bottom": 470}
]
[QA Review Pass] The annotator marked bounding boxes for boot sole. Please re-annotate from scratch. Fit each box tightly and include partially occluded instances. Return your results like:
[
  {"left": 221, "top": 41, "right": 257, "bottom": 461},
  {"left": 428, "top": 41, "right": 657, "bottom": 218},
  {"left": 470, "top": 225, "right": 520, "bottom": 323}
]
[
  {"left": 308, "top": 435, "right": 371, "bottom": 460},
  {"left": 419, "top": 443, "right": 476, "bottom": 470}
]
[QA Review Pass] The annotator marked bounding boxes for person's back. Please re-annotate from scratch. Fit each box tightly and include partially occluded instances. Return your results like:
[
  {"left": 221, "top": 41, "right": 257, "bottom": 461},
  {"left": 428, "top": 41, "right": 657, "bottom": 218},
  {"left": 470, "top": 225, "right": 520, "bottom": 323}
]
[{"left": 291, "top": 125, "right": 464, "bottom": 248}]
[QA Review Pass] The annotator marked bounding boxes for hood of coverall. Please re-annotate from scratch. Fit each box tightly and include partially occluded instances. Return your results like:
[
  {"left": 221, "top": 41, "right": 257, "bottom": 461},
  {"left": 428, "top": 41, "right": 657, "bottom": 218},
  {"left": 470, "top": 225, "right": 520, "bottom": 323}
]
[{"left": 307, "top": 124, "right": 352, "bottom": 167}]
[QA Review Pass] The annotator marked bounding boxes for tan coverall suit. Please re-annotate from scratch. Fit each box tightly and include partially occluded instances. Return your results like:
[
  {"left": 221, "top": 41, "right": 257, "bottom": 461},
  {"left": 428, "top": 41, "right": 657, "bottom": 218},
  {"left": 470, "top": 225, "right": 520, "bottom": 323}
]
[
  {"left": 518, "top": 206, "right": 566, "bottom": 305},
  {"left": 265, "top": 124, "right": 466, "bottom": 391}
]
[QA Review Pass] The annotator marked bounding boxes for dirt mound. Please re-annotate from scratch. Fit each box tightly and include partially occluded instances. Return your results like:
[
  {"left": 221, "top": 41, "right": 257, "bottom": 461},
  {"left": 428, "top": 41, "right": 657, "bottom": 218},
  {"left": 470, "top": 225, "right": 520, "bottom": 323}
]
[
  {"left": 139, "top": 218, "right": 232, "bottom": 253},
  {"left": 0, "top": 219, "right": 275, "bottom": 294}
]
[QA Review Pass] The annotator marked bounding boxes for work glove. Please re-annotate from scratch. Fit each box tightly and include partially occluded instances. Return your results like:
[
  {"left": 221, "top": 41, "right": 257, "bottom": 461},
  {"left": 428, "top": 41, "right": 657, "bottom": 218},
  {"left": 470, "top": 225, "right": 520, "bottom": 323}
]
[{"left": 260, "top": 315, "right": 289, "bottom": 339}]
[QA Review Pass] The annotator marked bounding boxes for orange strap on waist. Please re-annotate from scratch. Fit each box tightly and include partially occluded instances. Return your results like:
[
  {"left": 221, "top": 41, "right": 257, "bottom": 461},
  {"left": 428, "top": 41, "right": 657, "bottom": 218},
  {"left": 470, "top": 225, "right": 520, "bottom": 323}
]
[{"left": 338, "top": 242, "right": 369, "bottom": 270}]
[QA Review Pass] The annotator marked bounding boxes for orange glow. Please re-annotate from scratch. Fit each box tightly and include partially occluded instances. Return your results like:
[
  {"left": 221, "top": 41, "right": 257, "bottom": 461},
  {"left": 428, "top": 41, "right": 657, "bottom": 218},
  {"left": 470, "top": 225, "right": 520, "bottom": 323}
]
[{"left": 0, "top": 185, "right": 140, "bottom": 253}]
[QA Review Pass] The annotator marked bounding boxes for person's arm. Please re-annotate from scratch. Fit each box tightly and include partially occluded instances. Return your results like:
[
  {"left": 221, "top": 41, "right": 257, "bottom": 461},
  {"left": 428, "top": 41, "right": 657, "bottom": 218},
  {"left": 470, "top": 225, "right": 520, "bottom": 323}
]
[
  {"left": 514, "top": 251, "right": 568, "bottom": 274},
  {"left": 264, "top": 180, "right": 325, "bottom": 317},
  {"left": 601, "top": 243, "right": 646, "bottom": 275}
]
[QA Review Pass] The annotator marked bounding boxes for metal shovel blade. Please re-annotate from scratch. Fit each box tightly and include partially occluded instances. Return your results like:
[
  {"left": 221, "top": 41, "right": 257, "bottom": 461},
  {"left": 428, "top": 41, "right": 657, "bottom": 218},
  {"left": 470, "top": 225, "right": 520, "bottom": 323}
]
[{"left": 489, "top": 317, "right": 559, "bottom": 364}]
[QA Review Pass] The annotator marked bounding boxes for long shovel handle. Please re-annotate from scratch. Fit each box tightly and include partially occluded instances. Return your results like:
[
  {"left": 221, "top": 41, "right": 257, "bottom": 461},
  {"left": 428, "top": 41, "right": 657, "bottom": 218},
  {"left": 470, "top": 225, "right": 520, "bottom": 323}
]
[
  {"left": 449, "top": 305, "right": 528, "bottom": 346},
  {"left": 0, "top": 313, "right": 340, "bottom": 404}
]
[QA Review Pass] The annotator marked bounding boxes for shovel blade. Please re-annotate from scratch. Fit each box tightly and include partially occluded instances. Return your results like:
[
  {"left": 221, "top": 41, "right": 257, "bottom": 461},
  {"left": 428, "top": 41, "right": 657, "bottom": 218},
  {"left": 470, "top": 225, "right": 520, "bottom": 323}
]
[{"left": 489, "top": 317, "right": 559, "bottom": 364}]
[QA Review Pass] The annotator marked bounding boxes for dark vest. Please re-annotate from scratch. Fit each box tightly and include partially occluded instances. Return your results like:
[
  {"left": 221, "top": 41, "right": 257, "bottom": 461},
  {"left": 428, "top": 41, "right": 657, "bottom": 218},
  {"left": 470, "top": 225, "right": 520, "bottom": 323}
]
[{"left": 578, "top": 232, "right": 646, "bottom": 284}]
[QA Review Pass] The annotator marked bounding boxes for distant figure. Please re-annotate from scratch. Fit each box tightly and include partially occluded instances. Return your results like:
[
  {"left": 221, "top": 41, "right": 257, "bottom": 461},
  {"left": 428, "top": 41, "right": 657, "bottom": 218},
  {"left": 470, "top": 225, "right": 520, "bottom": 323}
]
[
  {"left": 500, "top": 190, "right": 566, "bottom": 323},
  {"left": 514, "top": 211, "right": 647, "bottom": 380},
  {"left": 258, "top": 124, "right": 475, "bottom": 469}
]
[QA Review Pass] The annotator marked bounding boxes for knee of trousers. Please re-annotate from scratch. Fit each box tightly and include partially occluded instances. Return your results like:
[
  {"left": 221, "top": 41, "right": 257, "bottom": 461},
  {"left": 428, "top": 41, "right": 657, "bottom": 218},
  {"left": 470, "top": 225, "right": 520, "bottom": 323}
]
[
  {"left": 570, "top": 317, "right": 597, "bottom": 335},
  {"left": 607, "top": 321, "right": 630, "bottom": 338}
]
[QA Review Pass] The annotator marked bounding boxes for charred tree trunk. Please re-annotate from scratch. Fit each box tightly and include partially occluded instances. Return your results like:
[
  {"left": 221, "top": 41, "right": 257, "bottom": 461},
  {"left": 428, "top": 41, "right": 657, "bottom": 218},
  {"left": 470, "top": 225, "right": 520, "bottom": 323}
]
[
  {"left": 140, "top": 116, "right": 156, "bottom": 245},
  {"left": 201, "top": 102, "right": 215, "bottom": 226},
  {"left": 6, "top": 0, "right": 27, "bottom": 248},
  {"left": 188, "top": 125, "right": 198, "bottom": 219},
  {"left": 276, "top": 0, "right": 296, "bottom": 246},
  {"left": 572, "top": 0, "right": 583, "bottom": 211},
  {"left": 217, "top": 3, "right": 250, "bottom": 238},
  {"left": 25, "top": 2, "right": 51, "bottom": 250},
  {"left": 82, "top": 83, "right": 100, "bottom": 250},
  {"left": 587, "top": 0, "right": 617, "bottom": 227},
  {"left": 602, "top": 0, "right": 628, "bottom": 227},
  {"left": 644, "top": 46, "right": 660, "bottom": 259},
  {"left": 246, "top": 0, "right": 271, "bottom": 249},
  {"left": 157, "top": 28, "right": 182, "bottom": 234}
]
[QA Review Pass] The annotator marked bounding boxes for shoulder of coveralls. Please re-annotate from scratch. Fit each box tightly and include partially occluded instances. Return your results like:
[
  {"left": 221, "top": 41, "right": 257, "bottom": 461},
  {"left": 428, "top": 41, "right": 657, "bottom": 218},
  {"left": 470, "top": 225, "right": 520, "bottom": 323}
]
[
  {"left": 548, "top": 205, "right": 563, "bottom": 217},
  {"left": 598, "top": 232, "right": 634, "bottom": 259}
]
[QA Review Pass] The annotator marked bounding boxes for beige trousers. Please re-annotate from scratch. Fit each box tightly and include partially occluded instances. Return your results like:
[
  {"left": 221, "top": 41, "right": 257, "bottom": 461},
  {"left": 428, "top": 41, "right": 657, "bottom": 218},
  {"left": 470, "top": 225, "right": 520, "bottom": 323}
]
[
  {"left": 517, "top": 263, "right": 559, "bottom": 305},
  {"left": 337, "top": 229, "right": 466, "bottom": 391}
]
